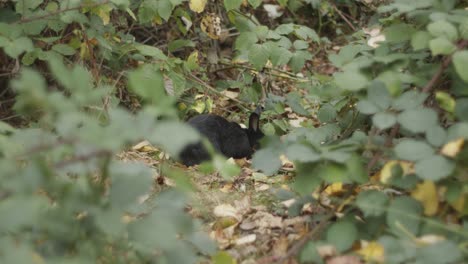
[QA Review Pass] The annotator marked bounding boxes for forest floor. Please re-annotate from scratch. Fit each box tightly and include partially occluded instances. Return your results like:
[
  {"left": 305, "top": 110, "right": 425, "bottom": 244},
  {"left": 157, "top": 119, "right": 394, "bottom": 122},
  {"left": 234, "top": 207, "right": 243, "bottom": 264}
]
[{"left": 119, "top": 143, "right": 332, "bottom": 263}]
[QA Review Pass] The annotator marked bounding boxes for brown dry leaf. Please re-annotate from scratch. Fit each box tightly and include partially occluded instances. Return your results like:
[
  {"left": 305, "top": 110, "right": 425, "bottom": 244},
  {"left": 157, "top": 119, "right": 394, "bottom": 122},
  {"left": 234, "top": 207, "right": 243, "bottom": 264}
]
[
  {"left": 411, "top": 181, "right": 439, "bottom": 216},
  {"left": 415, "top": 234, "right": 445, "bottom": 245},
  {"left": 220, "top": 183, "right": 234, "bottom": 193},
  {"left": 281, "top": 198, "right": 296, "bottom": 208},
  {"left": 255, "top": 183, "right": 270, "bottom": 191},
  {"left": 200, "top": 13, "right": 222, "bottom": 39},
  {"left": 235, "top": 234, "right": 257, "bottom": 246},
  {"left": 239, "top": 221, "right": 256, "bottom": 231},
  {"left": 221, "top": 90, "right": 239, "bottom": 99},
  {"left": 441, "top": 138, "right": 465, "bottom": 158},
  {"left": 272, "top": 235, "right": 289, "bottom": 257},
  {"left": 327, "top": 255, "right": 362, "bottom": 264},
  {"left": 214, "top": 204, "right": 242, "bottom": 221},
  {"left": 251, "top": 211, "right": 283, "bottom": 231},
  {"left": 280, "top": 154, "right": 294, "bottom": 168},
  {"left": 356, "top": 241, "right": 384, "bottom": 263},
  {"left": 317, "top": 244, "right": 337, "bottom": 258}
]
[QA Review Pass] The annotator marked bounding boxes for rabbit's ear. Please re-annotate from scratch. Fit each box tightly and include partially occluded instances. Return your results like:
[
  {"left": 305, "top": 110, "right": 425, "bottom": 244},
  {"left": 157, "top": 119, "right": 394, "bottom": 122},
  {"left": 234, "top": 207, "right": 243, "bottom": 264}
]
[{"left": 249, "top": 112, "right": 260, "bottom": 132}]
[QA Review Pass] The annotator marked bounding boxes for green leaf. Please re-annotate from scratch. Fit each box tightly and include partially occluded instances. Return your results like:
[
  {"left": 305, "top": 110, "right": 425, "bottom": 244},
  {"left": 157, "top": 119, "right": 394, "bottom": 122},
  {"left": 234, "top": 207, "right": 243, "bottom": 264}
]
[
  {"left": 270, "top": 45, "right": 292, "bottom": 66},
  {"left": 248, "top": 0, "right": 262, "bottom": 8},
  {"left": 151, "top": 121, "right": 200, "bottom": 155},
  {"left": 248, "top": 43, "right": 270, "bottom": 69},
  {"left": 383, "top": 23, "right": 416, "bottom": 42},
  {"left": 334, "top": 70, "right": 369, "bottom": 91},
  {"left": 254, "top": 25, "right": 269, "bottom": 41},
  {"left": 317, "top": 163, "right": 349, "bottom": 183},
  {"left": 135, "top": 44, "right": 167, "bottom": 59},
  {"left": 224, "top": 0, "right": 242, "bottom": 11},
  {"left": 392, "top": 90, "right": 427, "bottom": 110},
  {"left": 213, "top": 155, "right": 241, "bottom": 179},
  {"left": 373, "top": 112, "right": 397, "bottom": 130},
  {"left": 128, "top": 65, "right": 166, "bottom": 102},
  {"left": 368, "top": 80, "right": 391, "bottom": 109},
  {"left": 357, "top": 100, "right": 379, "bottom": 114},
  {"left": 346, "top": 155, "right": 367, "bottom": 184},
  {"left": 417, "top": 241, "right": 462, "bottom": 264},
  {"left": 317, "top": 104, "right": 336, "bottom": 123},
  {"left": 252, "top": 148, "right": 282, "bottom": 176},
  {"left": 52, "top": 44, "right": 76, "bottom": 56},
  {"left": 394, "top": 139, "right": 434, "bottom": 161},
  {"left": 109, "top": 163, "right": 153, "bottom": 208},
  {"left": 386, "top": 196, "right": 422, "bottom": 236},
  {"left": 452, "top": 50, "right": 468, "bottom": 83},
  {"left": 2, "top": 37, "right": 34, "bottom": 58},
  {"left": 455, "top": 98, "right": 468, "bottom": 122},
  {"left": 326, "top": 220, "right": 358, "bottom": 252},
  {"left": 285, "top": 144, "right": 320, "bottom": 162},
  {"left": 356, "top": 190, "right": 389, "bottom": 217},
  {"left": 415, "top": 155, "right": 455, "bottom": 181},
  {"left": 411, "top": 31, "right": 431, "bottom": 50},
  {"left": 168, "top": 39, "right": 195, "bottom": 52},
  {"left": 293, "top": 40, "right": 308, "bottom": 50},
  {"left": 429, "top": 37, "right": 456, "bottom": 56},
  {"left": 235, "top": 32, "right": 258, "bottom": 51},
  {"left": 286, "top": 92, "right": 309, "bottom": 116},
  {"left": 289, "top": 50, "right": 312, "bottom": 72},
  {"left": 425, "top": 125, "right": 447, "bottom": 147},
  {"left": 300, "top": 241, "right": 323, "bottom": 264},
  {"left": 398, "top": 108, "right": 438, "bottom": 133},
  {"left": 427, "top": 20, "right": 458, "bottom": 41},
  {"left": 435, "top": 91, "right": 455, "bottom": 113},
  {"left": 157, "top": 0, "right": 173, "bottom": 21}
]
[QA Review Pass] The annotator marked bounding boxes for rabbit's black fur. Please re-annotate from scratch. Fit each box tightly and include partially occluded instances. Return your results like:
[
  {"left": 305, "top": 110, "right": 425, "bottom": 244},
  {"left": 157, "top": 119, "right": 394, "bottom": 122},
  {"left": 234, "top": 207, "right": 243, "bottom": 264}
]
[{"left": 179, "top": 108, "right": 264, "bottom": 166}]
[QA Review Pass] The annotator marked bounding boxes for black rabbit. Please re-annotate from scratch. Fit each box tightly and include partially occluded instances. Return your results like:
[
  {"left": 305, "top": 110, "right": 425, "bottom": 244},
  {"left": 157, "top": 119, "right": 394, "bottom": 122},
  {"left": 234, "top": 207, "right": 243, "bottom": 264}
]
[{"left": 179, "top": 107, "right": 264, "bottom": 166}]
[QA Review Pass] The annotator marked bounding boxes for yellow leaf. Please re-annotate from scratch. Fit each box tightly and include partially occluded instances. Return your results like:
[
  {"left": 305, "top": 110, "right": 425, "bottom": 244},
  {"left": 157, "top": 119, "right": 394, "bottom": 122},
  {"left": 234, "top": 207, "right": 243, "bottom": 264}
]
[
  {"left": 189, "top": 0, "right": 207, "bottom": 13},
  {"left": 411, "top": 181, "right": 439, "bottom": 216},
  {"left": 357, "top": 241, "right": 384, "bottom": 263},
  {"left": 441, "top": 138, "right": 465, "bottom": 158},
  {"left": 324, "top": 182, "right": 344, "bottom": 195},
  {"left": 380, "top": 160, "right": 414, "bottom": 183},
  {"left": 449, "top": 193, "right": 466, "bottom": 213}
]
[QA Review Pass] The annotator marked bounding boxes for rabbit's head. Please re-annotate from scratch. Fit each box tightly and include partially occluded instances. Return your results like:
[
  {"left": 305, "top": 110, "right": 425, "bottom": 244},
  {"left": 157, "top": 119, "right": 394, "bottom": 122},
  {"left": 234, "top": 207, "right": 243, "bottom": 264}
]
[{"left": 246, "top": 106, "right": 264, "bottom": 150}]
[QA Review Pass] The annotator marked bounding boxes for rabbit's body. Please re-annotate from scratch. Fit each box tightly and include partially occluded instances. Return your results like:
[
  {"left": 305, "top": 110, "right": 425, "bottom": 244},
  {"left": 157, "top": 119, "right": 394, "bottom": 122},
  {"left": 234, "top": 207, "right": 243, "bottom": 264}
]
[{"left": 179, "top": 109, "right": 263, "bottom": 166}]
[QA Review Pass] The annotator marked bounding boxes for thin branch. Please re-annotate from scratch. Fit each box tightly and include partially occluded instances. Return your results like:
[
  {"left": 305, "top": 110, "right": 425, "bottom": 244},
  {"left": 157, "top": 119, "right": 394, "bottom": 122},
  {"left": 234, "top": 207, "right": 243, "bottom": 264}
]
[
  {"left": 367, "top": 124, "right": 400, "bottom": 173},
  {"left": 422, "top": 40, "right": 468, "bottom": 93},
  {"left": 331, "top": 3, "right": 356, "bottom": 32},
  {"left": 13, "top": 0, "right": 110, "bottom": 24}
]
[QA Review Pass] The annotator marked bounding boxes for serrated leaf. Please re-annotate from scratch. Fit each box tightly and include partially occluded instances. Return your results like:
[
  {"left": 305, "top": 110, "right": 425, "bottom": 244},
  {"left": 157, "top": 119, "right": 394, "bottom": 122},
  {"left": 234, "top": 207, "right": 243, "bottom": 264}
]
[
  {"left": 427, "top": 20, "right": 458, "bottom": 41},
  {"left": 224, "top": 0, "right": 242, "bottom": 11},
  {"left": 392, "top": 90, "right": 427, "bottom": 110},
  {"left": 411, "top": 31, "right": 431, "bottom": 50},
  {"left": 326, "top": 220, "right": 358, "bottom": 252},
  {"left": 317, "top": 104, "right": 336, "bottom": 123},
  {"left": 398, "top": 108, "right": 438, "bottom": 133},
  {"left": 285, "top": 144, "right": 320, "bottom": 162},
  {"left": 394, "top": 139, "right": 434, "bottom": 161},
  {"left": 429, "top": 37, "right": 456, "bottom": 56},
  {"left": 386, "top": 196, "right": 422, "bottom": 236},
  {"left": 334, "top": 70, "right": 369, "bottom": 91},
  {"left": 357, "top": 100, "right": 379, "bottom": 114},
  {"left": 452, "top": 50, "right": 468, "bottom": 83},
  {"left": 252, "top": 148, "right": 282, "bottom": 176},
  {"left": 356, "top": 190, "right": 389, "bottom": 217},
  {"left": 373, "top": 112, "right": 397, "bottom": 130},
  {"left": 415, "top": 155, "right": 455, "bottom": 181},
  {"left": 248, "top": 43, "right": 270, "bottom": 69},
  {"left": 52, "top": 43, "right": 76, "bottom": 56}
]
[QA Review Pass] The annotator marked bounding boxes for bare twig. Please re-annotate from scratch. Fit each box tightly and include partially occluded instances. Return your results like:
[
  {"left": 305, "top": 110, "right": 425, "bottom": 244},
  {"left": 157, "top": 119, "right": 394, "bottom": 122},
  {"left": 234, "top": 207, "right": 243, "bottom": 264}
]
[
  {"left": 422, "top": 40, "right": 468, "bottom": 93},
  {"left": 331, "top": 3, "right": 356, "bottom": 32},
  {"left": 366, "top": 124, "right": 400, "bottom": 173}
]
